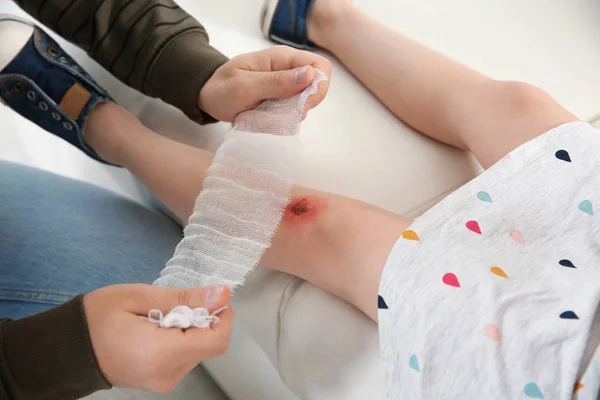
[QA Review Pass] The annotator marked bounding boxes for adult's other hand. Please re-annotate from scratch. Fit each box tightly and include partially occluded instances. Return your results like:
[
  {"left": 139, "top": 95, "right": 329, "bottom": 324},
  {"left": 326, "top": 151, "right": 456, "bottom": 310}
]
[
  {"left": 198, "top": 45, "right": 332, "bottom": 122},
  {"left": 84, "top": 284, "right": 232, "bottom": 393}
]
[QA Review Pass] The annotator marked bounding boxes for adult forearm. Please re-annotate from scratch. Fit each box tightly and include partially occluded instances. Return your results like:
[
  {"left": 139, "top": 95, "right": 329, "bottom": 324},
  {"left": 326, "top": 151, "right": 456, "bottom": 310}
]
[
  {"left": 0, "top": 296, "right": 110, "bottom": 400},
  {"left": 15, "top": 0, "right": 228, "bottom": 123}
]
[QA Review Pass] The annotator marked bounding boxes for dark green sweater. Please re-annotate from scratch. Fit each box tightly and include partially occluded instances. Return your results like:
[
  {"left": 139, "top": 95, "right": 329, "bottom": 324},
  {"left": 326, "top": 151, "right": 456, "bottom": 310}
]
[
  {"left": 0, "top": 1, "right": 228, "bottom": 399},
  {"left": 15, "top": 0, "right": 229, "bottom": 124}
]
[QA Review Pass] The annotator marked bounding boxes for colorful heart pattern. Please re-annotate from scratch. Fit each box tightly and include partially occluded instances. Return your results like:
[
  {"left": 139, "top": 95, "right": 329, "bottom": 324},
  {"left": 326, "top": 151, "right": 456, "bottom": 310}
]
[
  {"left": 578, "top": 200, "right": 593, "bottom": 216},
  {"left": 396, "top": 168, "right": 588, "bottom": 394},
  {"left": 555, "top": 149, "right": 571, "bottom": 162},
  {"left": 442, "top": 273, "right": 460, "bottom": 288},
  {"left": 490, "top": 266, "right": 508, "bottom": 279},
  {"left": 510, "top": 230, "right": 526, "bottom": 245},
  {"left": 560, "top": 310, "right": 579, "bottom": 320},
  {"left": 485, "top": 324, "right": 502, "bottom": 342},
  {"left": 524, "top": 382, "right": 544, "bottom": 398},
  {"left": 402, "top": 230, "right": 420, "bottom": 241},
  {"left": 466, "top": 220, "right": 481, "bottom": 234},
  {"left": 409, "top": 355, "right": 421, "bottom": 372},
  {"left": 559, "top": 259, "right": 576, "bottom": 268},
  {"left": 378, "top": 295, "right": 388, "bottom": 309},
  {"left": 477, "top": 191, "right": 493, "bottom": 203}
]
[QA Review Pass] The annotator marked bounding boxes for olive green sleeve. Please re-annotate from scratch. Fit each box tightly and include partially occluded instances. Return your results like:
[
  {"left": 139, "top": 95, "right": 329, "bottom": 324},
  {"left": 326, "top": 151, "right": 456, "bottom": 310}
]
[{"left": 15, "top": 0, "right": 229, "bottom": 124}]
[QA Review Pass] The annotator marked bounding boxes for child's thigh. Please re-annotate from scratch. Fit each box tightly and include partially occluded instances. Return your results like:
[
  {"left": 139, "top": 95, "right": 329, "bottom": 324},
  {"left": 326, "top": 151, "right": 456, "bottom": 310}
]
[{"left": 460, "top": 81, "right": 578, "bottom": 169}]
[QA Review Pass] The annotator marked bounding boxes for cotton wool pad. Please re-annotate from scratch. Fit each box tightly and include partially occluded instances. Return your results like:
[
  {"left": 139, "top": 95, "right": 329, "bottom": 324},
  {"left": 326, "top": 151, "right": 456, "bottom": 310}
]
[
  {"left": 153, "top": 70, "right": 326, "bottom": 291},
  {"left": 148, "top": 305, "right": 229, "bottom": 329}
]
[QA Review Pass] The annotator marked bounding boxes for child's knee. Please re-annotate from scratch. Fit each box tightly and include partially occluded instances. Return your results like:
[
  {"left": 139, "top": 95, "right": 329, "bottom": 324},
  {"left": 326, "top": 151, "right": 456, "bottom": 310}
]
[
  {"left": 463, "top": 80, "right": 577, "bottom": 167},
  {"left": 491, "top": 80, "right": 558, "bottom": 116}
]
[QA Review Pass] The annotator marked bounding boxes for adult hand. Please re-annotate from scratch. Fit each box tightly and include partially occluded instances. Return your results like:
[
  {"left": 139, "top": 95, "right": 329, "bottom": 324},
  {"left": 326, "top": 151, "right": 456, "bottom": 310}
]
[
  {"left": 84, "top": 284, "right": 232, "bottom": 393},
  {"left": 198, "top": 45, "right": 332, "bottom": 122}
]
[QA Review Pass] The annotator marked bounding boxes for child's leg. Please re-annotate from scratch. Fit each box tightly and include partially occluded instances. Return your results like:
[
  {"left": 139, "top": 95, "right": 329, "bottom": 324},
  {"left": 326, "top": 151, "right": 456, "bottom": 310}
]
[
  {"left": 308, "top": 0, "right": 578, "bottom": 168},
  {"left": 85, "top": 103, "right": 410, "bottom": 321}
]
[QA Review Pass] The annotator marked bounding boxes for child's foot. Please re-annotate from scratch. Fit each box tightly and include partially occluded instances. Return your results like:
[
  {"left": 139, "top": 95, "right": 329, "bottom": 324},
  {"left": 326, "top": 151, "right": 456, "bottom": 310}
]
[
  {"left": 260, "top": 0, "right": 352, "bottom": 50},
  {"left": 0, "top": 15, "right": 116, "bottom": 165}
]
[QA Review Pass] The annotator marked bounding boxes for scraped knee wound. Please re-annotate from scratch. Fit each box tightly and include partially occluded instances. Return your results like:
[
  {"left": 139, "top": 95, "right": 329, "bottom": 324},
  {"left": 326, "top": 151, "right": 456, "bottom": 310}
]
[
  {"left": 154, "top": 70, "right": 327, "bottom": 292},
  {"left": 284, "top": 195, "right": 327, "bottom": 225}
]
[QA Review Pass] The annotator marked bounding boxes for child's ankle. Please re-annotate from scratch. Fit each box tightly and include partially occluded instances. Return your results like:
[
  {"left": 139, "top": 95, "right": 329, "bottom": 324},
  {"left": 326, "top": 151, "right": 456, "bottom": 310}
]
[
  {"left": 84, "top": 101, "right": 134, "bottom": 165},
  {"left": 308, "top": 0, "right": 355, "bottom": 48},
  {"left": 0, "top": 19, "right": 33, "bottom": 71}
]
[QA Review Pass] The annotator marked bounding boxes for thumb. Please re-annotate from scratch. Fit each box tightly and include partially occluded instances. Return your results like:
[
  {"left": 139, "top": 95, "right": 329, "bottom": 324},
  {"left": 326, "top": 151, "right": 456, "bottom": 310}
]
[{"left": 253, "top": 65, "right": 316, "bottom": 100}]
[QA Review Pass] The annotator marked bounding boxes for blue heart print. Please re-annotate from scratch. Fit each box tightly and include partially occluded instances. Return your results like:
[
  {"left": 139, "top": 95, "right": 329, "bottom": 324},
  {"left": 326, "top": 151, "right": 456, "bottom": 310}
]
[
  {"left": 555, "top": 149, "right": 571, "bottom": 162},
  {"left": 559, "top": 259, "right": 576, "bottom": 268},
  {"left": 524, "top": 382, "right": 544, "bottom": 398},
  {"left": 409, "top": 355, "right": 420, "bottom": 372},
  {"left": 559, "top": 311, "right": 579, "bottom": 320},
  {"left": 477, "top": 191, "right": 492, "bottom": 203},
  {"left": 378, "top": 295, "right": 388, "bottom": 309},
  {"left": 578, "top": 200, "right": 593, "bottom": 216}
]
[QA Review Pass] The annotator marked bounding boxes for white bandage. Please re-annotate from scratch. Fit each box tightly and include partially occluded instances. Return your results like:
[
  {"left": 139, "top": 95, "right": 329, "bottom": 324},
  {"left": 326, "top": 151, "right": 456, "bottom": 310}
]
[{"left": 154, "top": 70, "right": 326, "bottom": 290}]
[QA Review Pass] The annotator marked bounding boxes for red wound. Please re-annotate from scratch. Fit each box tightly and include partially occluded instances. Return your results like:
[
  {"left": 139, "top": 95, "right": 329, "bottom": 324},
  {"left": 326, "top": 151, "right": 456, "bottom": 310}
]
[{"left": 283, "top": 196, "right": 326, "bottom": 224}]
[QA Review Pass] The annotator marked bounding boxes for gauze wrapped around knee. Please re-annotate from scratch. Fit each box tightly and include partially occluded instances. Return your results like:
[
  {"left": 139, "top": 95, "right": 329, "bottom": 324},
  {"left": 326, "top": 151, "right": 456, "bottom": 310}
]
[{"left": 154, "top": 70, "right": 326, "bottom": 290}]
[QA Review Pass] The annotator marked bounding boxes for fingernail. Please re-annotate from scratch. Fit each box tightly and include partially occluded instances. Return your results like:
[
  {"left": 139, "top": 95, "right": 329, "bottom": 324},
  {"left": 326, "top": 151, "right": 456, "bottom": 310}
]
[
  {"left": 205, "top": 286, "right": 225, "bottom": 308},
  {"left": 294, "top": 66, "right": 308, "bottom": 84}
]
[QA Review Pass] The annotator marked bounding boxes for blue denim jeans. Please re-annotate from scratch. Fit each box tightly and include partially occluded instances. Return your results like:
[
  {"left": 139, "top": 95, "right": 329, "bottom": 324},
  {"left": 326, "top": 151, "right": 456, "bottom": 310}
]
[{"left": 0, "top": 160, "right": 182, "bottom": 319}]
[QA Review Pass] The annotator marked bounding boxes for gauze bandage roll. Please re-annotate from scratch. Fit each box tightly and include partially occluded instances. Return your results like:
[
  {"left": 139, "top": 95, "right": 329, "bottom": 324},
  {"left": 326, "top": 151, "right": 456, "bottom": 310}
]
[{"left": 154, "top": 70, "right": 326, "bottom": 290}]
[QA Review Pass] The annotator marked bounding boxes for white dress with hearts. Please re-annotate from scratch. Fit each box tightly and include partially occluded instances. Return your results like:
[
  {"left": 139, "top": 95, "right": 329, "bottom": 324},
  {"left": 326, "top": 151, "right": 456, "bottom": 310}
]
[{"left": 378, "top": 121, "right": 600, "bottom": 399}]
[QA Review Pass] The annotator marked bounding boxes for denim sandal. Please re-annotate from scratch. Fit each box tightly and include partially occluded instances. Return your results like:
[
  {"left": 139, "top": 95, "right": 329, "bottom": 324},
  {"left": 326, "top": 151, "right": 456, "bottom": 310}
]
[
  {"left": 0, "top": 15, "right": 116, "bottom": 165},
  {"left": 261, "top": 0, "right": 318, "bottom": 50}
]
